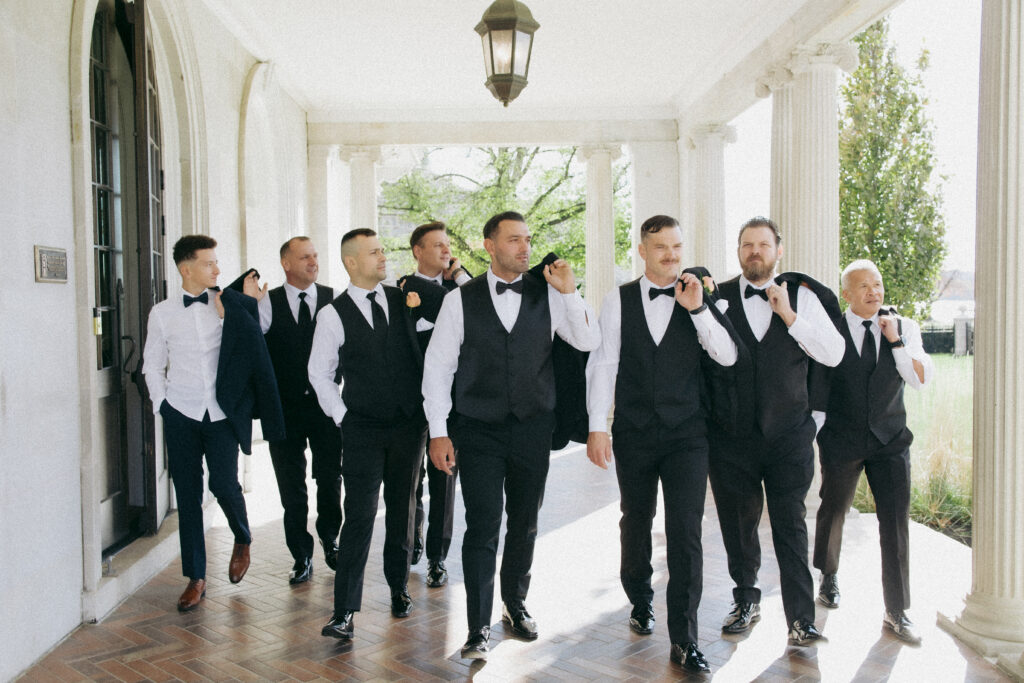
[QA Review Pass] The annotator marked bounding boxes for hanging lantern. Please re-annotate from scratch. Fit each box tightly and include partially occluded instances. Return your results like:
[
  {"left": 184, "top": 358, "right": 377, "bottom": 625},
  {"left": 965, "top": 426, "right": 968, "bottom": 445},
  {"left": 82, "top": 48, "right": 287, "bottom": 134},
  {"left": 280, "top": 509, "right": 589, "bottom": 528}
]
[{"left": 475, "top": 0, "right": 539, "bottom": 106}]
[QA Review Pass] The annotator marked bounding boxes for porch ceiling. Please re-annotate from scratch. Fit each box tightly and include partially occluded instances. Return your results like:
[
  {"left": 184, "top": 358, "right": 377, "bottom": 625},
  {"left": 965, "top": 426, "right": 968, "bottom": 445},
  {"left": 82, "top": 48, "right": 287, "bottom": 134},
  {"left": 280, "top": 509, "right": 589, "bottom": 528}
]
[{"left": 203, "top": 0, "right": 900, "bottom": 126}]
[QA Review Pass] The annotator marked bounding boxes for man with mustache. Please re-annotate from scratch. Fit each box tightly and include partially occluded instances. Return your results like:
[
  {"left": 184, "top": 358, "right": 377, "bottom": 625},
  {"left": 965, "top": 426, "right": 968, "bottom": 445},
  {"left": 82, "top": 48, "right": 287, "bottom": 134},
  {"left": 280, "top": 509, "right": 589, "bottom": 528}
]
[
  {"left": 586, "top": 215, "right": 736, "bottom": 673},
  {"left": 709, "top": 217, "right": 844, "bottom": 646},
  {"left": 812, "top": 259, "right": 932, "bottom": 644},
  {"left": 309, "top": 229, "right": 426, "bottom": 640},
  {"left": 423, "top": 211, "right": 600, "bottom": 660}
]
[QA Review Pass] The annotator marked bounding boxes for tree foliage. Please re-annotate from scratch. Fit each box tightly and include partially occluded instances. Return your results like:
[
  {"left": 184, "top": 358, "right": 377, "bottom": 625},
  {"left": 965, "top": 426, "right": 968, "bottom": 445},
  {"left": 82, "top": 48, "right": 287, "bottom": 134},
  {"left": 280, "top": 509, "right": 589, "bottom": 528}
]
[
  {"left": 839, "top": 19, "right": 948, "bottom": 319},
  {"left": 378, "top": 146, "right": 632, "bottom": 291}
]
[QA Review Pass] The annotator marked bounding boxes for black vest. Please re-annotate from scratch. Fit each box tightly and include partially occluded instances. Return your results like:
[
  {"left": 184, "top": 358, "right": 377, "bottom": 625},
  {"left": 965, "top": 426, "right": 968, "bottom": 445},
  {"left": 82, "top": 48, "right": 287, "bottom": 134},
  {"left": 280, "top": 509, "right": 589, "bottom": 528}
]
[
  {"left": 454, "top": 274, "right": 554, "bottom": 423},
  {"left": 613, "top": 280, "right": 705, "bottom": 435},
  {"left": 263, "top": 284, "right": 334, "bottom": 404},
  {"left": 719, "top": 277, "right": 810, "bottom": 440},
  {"left": 823, "top": 319, "right": 908, "bottom": 446},
  {"left": 332, "top": 286, "right": 422, "bottom": 420}
]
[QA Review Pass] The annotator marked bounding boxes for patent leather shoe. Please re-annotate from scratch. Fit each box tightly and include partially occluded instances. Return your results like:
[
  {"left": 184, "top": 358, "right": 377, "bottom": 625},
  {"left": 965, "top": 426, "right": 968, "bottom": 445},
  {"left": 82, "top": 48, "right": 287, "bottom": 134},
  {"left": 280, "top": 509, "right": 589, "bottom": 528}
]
[
  {"left": 817, "top": 573, "right": 840, "bottom": 608},
  {"left": 228, "top": 543, "right": 250, "bottom": 584},
  {"left": 391, "top": 587, "right": 413, "bottom": 617},
  {"left": 670, "top": 641, "right": 710, "bottom": 674},
  {"left": 883, "top": 610, "right": 922, "bottom": 645},
  {"left": 461, "top": 626, "right": 490, "bottom": 660},
  {"left": 177, "top": 578, "right": 206, "bottom": 612},
  {"left": 722, "top": 601, "right": 761, "bottom": 633},
  {"left": 411, "top": 527, "right": 424, "bottom": 565},
  {"left": 788, "top": 619, "right": 828, "bottom": 646},
  {"left": 321, "top": 611, "right": 354, "bottom": 639},
  {"left": 321, "top": 538, "right": 339, "bottom": 571},
  {"left": 289, "top": 557, "right": 312, "bottom": 585},
  {"left": 502, "top": 601, "right": 538, "bottom": 640},
  {"left": 629, "top": 602, "right": 655, "bottom": 635},
  {"left": 426, "top": 560, "right": 448, "bottom": 588}
]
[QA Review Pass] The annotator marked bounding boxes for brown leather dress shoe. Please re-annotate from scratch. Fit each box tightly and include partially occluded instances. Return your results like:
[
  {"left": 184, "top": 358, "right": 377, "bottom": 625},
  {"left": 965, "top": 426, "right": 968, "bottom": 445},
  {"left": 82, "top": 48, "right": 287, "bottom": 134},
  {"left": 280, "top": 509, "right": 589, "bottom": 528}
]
[
  {"left": 229, "top": 543, "right": 250, "bottom": 584},
  {"left": 177, "top": 578, "right": 206, "bottom": 612}
]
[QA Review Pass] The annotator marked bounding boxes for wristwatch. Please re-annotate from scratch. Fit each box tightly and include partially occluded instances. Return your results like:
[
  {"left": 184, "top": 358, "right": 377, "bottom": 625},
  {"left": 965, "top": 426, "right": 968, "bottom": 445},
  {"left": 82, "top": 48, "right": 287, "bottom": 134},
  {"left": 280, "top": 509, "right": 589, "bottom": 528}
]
[{"left": 890, "top": 335, "right": 907, "bottom": 349}]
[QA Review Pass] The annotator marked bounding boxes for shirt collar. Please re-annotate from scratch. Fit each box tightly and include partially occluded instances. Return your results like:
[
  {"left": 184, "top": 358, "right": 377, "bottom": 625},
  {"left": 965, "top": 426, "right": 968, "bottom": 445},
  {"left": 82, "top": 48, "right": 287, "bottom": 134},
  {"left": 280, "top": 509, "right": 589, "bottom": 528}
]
[
  {"left": 348, "top": 282, "right": 385, "bottom": 302},
  {"left": 284, "top": 281, "right": 317, "bottom": 299},
  {"left": 739, "top": 274, "right": 773, "bottom": 292},
  {"left": 639, "top": 274, "right": 677, "bottom": 294},
  {"left": 486, "top": 268, "right": 523, "bottom": 289},
  {"left": 179, "top": 287, "right": 212, "bottom": 306},
  {"left": 846, "top": 309, "right": 878, "bottom": 327},
  {"left": 415, "top": 270, "right": 443, "bottom": 285}
]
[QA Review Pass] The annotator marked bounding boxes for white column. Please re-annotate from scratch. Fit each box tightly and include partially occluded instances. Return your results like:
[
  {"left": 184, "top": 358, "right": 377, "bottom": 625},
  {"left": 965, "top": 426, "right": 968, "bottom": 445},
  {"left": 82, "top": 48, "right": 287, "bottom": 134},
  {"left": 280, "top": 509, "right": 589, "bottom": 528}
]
[
  {"left": 939, "top": 3, "right": 1024, "bottom": 676},
  {"left": 630, "top": 141, "right": 680, "bottom": 277},
  {"left": 306, "top": 144, "right": 333, "bottom": 284},
  {"left": 580, "top": 145, "right": 621, "bottom": 310},
  {"left": 756, "top": 65, "right": 796, "bottom": 234},
  {"left": 338, "top": 145, "right": 381, "bottom": 232},
  {"left": 778, "top": 45, "right": 857, "bottom": 288},
  {"left": 689, "top": 125, "right": 735, "bottom": 279}
]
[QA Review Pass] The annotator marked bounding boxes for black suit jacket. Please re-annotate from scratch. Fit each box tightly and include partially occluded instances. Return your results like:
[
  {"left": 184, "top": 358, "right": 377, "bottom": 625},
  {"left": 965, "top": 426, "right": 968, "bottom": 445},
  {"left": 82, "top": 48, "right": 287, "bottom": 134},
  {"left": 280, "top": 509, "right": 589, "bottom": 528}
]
[
  {"left": 397, "top": 271, "right": 466, "bottom": 352},
  {"left": 215, "top": 287, "right": 285, "bottom": 454}
]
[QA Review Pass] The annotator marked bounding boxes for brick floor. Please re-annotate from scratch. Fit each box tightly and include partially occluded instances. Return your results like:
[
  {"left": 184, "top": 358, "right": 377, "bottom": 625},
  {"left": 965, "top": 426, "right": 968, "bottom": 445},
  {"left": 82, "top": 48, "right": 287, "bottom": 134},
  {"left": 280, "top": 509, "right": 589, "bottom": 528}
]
[{"left": 17, "top": 443, "right": 1009, "bottom": 682}]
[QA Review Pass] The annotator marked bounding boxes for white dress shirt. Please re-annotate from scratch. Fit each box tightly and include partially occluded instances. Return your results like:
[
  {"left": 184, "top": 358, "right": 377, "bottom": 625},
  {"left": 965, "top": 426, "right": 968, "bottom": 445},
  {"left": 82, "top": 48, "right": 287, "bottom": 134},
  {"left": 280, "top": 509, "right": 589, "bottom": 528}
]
[
  {"left": 413, "top": 269, "right": 470, "bottom": 332},
  {"left": 307, "top": 283, "right": 390, "bottom": 425},
  {"left": 738, "top": 275, "right": 845, "bottom": 367},
  {"left": 257, "top": 281, "right": 318, "bottom": 333},
  {"left": 422, "top": 268, "right": 600, "bottom": 437},
  {"left": 845, "top": 309, "right": 933, "bottom": 389},
  {"left": 142, "top": 288, "right": 227, "bottom": 421},
  {"left": 586, "top": 276, "right": 739, "bottom": 433}
]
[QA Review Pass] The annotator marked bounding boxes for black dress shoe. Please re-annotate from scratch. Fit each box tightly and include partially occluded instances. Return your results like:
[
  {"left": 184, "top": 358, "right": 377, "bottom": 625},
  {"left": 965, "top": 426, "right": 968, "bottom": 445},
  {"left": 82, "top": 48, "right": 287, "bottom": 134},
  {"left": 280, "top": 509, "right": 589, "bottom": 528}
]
[
  {"left": 321, "top": 611, "right": 354, "bottom": 640},
  {"left": 722, "top": 601, "right": 761, "bottom": 633},
  {"left": 411, "top": 527, "right": 424, "bottom": 566},
  {"left": 426, "top": 560, "right": 448, "bottom": 588},
  {"left": 289, "top": 557, "right": 313, "bottom": 585},
  {"left": 320, "top": 538, "right": 339, "bottom": 571},
  {"left": 391, "top": 587, "right": 413, "bottom": 618},
  {"left": 502, "top": 601, "right": 538, "bottom": 640},
  {"left": 629, "top": 602, "right": 655, "bottom": 635},
  {"left": 788, "top": 619, "right": 828, "bottom": 646},
  {"left": 461, "top": 626, "right": 490, "bottom": 660},
  {"left": 883, "top": 610, "right": 922, "bottom": 645},
  {"left": 817, "top": 573, "right": 840, "bottom": 608},
  {"left": 670, "top": 642, "right": 711, "bottom": 674}
]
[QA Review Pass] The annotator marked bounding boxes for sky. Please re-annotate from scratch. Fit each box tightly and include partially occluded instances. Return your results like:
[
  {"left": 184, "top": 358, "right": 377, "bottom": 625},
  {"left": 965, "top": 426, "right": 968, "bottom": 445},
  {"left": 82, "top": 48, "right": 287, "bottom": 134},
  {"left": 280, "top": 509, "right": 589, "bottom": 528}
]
[{"left": 724, "top": 0, "right": 981, "bottom": 274}]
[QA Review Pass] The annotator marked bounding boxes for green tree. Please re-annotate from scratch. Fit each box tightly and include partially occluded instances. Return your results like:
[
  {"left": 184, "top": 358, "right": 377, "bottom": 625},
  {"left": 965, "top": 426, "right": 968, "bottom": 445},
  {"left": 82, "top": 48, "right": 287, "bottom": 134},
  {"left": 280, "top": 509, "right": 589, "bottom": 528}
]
[
  {"left": 839, "top": 19, "right": 948, "bottom": 319},
  {"left": 378, "top": 146, "right": 632, "bottom": 292}
]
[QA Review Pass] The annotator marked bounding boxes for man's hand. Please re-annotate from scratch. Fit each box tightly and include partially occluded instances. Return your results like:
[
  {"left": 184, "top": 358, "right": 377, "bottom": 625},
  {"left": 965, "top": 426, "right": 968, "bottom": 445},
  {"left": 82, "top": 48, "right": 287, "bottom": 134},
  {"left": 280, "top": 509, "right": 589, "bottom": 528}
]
[
  {"left": 214, "top": 291, "right": 225, "bottom": 319},
  {"left": 767, "top": 281, "right": 797, "bottom": 326},
  {"left": 586, "top": 431, "right": 613, "bottom": 469},
  {"left": 878, "top": 315, "right": 901, "bottom": 343},
  {"left": 675, "top": 272, "right": 704, "bottom": 311},
  {"left": 443, "top": 258, "right": 464, "bottom": 281},
  {"left": 543, "top": 259, "right": 576, "bottom": 294},
  {"left": 243, "top": 271, "right": 268, "bottom": 301},
  {"left": 429, "top": 436, "right": 457, "bottom": 475}
]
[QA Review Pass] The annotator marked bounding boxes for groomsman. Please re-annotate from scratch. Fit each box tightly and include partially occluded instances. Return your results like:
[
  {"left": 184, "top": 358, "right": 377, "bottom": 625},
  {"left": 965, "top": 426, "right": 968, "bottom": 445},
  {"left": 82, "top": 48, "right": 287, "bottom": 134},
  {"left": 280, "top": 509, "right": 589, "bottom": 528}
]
[
  {"left": 252, "top": 237, "right": 342, "bottom": 585},
  {"left": 708, "top": 217, "right": 844, "bottom": 645},
  {"left": 310, "top": 229, "right": 426, "bottom": 640},
  {"left": 813, "top": 259, "right": 933, "bottom": 644},
  {"left": 397, "top": 221, "right": 470, "bottom": 589},
  {"left": 586, "top": 215, "right": 736, "bottom": 673},
  {"left": 143, "top": 235, "right": 283, "bottom": 611},
  {"left": 423, "top": 211, "right": 600, "bottom": 660}
]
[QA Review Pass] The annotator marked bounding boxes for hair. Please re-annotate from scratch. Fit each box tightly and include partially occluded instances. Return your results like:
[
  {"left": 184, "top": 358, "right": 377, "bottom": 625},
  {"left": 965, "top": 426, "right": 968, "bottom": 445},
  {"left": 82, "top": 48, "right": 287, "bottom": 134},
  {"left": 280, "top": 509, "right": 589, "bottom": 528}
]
[
  {"left": 483, "top": 211, "right": 526, "bottom": 240},
  {"left": 172, "top": 235, "right": 217, "bottom": 265},
  {"left": 280, "top": 236, "right": 311, "bottom": 258},
  {"left": 409, "top": 221, "right": 446, "bottom": 250},
  {"left": 737, "top": 216, "right": 782, "bottom": 246},
  {"left": 340, "top": 228, "right": 377, "bottom": 260},
  {"left": 841, "top": 258, "right": 883, "bottom": 290},
  {"left": 639, "top": 215, "right": 680, "bottom": 240}
]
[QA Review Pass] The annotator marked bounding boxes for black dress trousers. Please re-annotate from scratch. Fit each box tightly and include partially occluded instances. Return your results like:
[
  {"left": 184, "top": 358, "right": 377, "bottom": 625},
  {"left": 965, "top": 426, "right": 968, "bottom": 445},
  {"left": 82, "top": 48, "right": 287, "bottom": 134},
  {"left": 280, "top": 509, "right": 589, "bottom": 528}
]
[{"left": 413, "top": 444, "right": 458, "bottom": 562}]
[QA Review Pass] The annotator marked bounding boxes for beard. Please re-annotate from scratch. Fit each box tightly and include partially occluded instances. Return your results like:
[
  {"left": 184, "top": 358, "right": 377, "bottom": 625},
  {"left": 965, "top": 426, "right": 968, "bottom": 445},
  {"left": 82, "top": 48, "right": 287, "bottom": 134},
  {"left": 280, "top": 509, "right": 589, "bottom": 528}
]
[{"left": 741, "top": 256, "right": 776, "bottom": 282}]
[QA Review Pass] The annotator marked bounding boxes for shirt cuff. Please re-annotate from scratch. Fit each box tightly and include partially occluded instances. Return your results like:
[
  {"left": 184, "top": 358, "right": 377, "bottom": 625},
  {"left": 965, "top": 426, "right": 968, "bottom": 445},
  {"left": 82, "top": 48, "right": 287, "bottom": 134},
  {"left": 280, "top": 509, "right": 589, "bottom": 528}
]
[
  {"left": 588, "top": 414, "right": 610, "bottom": 433},
  {"left": 428, "top": 420, "right": 449, "bottom": 438}
]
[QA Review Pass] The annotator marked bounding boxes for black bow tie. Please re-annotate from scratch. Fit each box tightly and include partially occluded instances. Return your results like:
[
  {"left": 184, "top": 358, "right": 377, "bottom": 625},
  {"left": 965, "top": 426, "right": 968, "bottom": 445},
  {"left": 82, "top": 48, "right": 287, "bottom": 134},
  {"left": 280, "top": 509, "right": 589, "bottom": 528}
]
[
  {"left": 744, "top": 284, "right": 769, "bottom": 301},
  {"left": 648, "top": 286, "right": 675, "bottom": 300},
  {"left": 496, "top": 279, "right": 524, "bottom": 295},
  {"left": 183, "top": 291, "right": 209, "bottom": 307}
]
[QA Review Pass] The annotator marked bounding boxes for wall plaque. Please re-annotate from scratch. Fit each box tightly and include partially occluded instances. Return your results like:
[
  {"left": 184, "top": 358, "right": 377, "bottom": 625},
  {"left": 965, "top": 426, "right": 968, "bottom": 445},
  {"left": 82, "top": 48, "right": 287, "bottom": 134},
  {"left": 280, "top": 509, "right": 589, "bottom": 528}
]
[{"left": 35, "top": 245, "right": 68, "bottom": 283}]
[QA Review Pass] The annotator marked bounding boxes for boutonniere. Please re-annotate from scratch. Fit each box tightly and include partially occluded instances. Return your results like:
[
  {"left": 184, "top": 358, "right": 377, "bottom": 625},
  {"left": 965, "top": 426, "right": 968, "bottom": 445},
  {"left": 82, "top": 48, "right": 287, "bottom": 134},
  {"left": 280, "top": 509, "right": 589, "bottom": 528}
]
[
  {"left": 702, "top": 276, "right": 716, "bottom": 296},
  {"left": 406, "top": 291, "right": 421, "bottom": 308}
]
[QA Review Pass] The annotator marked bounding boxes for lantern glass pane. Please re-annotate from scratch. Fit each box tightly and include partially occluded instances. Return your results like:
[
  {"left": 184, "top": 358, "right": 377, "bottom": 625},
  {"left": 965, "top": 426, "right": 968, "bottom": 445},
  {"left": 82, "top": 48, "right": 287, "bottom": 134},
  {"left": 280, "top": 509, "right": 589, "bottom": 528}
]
[
  {"left": 491, "top": 29, "right": 514, "bottom": 74},
  {"left": 481, "top": 34, "right": 493, "bottom": 77},
  {"left": 513, "top": 30, "right": 531, "bottom": 76}
]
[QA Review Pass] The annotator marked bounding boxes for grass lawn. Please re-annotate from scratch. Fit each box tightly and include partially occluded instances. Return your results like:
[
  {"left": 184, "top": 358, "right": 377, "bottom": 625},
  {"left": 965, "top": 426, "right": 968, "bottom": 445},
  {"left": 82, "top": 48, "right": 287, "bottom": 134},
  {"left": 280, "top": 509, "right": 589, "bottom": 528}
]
[{"left": 853, "top": 353, "right": 974, "bottom": 545}]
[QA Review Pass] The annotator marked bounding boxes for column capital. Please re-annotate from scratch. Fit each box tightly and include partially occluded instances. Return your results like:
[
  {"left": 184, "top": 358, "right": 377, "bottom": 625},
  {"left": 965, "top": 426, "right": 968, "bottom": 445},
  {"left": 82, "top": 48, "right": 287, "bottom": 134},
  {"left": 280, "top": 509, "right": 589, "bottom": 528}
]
[
  {"left": 337, "top": 145, "right": 381, "bottom": 163},
  {"left": 789, "top": 43, "right": 859, "bottom": 74},
  {"left": 578, "top": 144, "right": 622, "bottom": 162},
  {"left": 755, "top": 64, "right": 794, "bottom": 98},
  {"left": 687, "top": 124, "right": 737, "bottom": 148}
]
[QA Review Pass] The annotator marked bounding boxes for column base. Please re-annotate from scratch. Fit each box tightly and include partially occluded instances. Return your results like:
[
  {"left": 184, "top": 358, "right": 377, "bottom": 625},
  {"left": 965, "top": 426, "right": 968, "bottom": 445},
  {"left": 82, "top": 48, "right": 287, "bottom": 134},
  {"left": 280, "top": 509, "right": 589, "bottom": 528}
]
[{"left": 937, "top": 592, "right": 1024, "bottom": 664}]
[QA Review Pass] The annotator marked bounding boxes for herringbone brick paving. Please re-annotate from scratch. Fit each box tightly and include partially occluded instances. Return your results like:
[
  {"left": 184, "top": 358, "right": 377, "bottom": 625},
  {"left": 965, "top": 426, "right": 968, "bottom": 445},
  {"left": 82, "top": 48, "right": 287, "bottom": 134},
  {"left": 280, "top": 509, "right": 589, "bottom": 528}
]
[{"left": 17, "top": 444, "right": 1009, "bottom": 681}]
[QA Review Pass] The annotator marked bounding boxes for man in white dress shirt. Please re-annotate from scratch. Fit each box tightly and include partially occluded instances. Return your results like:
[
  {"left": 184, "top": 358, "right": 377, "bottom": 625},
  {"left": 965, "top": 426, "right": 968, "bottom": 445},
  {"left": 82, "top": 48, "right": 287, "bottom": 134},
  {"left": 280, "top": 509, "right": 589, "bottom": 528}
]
[
  {"left": 812, "top": 259, "right": 933, "bottom": 645},
  {"left": 708, "top": 217, "right": 845, "bottom": 646},
  {"left": 586, "top": 215, "right": 737, "bottom": 673},
  {"left": 309, "top": 229, "right": 426, "bottom": 641},
  {"left": 422, "top": 211, "right": 600, "bottom": 660}
]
